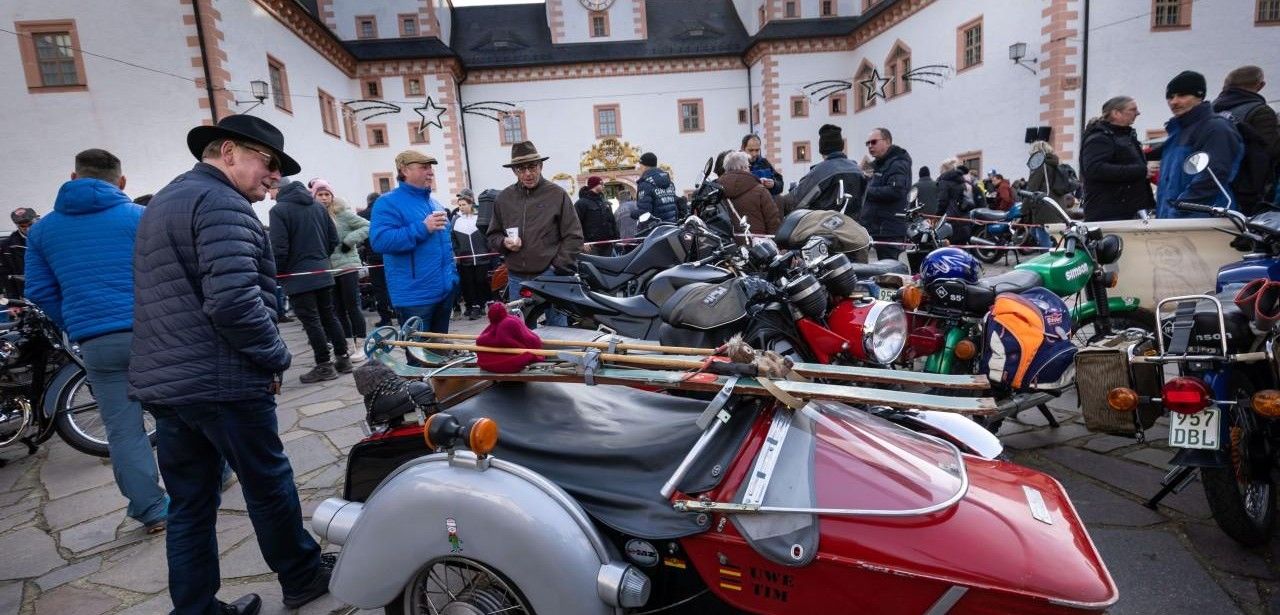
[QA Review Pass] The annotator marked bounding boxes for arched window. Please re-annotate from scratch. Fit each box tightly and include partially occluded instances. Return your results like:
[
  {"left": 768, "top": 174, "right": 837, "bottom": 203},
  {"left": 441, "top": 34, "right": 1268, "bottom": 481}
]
[
  {"left": 885, "top": 41, "right": 912, "bottom": 98},
  {"left": 854, "top": 58, "right": 877, "bottom": 112}
]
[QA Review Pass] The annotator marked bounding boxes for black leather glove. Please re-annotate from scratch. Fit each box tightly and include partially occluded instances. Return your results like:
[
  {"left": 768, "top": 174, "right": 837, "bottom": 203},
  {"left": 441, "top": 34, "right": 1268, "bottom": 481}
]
[{"left": 340, "top": 243, "right": 353, "bottom": 253}]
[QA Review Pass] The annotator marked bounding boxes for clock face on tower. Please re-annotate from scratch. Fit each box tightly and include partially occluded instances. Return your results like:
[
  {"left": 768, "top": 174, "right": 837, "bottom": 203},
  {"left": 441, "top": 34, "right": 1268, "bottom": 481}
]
[{"left": 579, "top": 0, "right": 617, "bottom": 11}]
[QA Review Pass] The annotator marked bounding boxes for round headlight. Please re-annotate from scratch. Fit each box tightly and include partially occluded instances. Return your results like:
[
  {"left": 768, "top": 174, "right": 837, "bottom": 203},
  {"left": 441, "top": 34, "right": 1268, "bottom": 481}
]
[
  {"left": 1095, "top": 234, "right": 1124, "bottom": 265},
  {"left": 866, "top": 302, "right": 907, "bottom": 364}
]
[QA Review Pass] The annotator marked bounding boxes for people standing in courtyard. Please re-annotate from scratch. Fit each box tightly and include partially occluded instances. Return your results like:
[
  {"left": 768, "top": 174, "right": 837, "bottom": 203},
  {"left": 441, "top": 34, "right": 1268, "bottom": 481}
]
[
  {"left": 912, "top": 167, "right": 938, "bottom": 215},
  {"left": 936, "top": 158, "right": 971, "bottom": 245},
  {"left": 131, "top": 114, "right": 331, "bottom": 615},
  {"left": 635, "top": 152, "right": 680, "bottom": 223},
  {"left": 1212, "top": 65, "right": 1279, "bottom": 214},
  {"left": 791, "top": 124, "right": 864, "bottom": 214},
  {"left": 358, "top": 191, "right": 396, "bottom": 327},
  {"left": 487, "top": 141, "right": 583, "bottom": 327},
  {"left": 369, "top": 150, "right": 459, "bottom": 333},
  {"left": 719, "top": 151, "right": 781, "bottom": 238},
  {"left": 313, "top": 179, "right": 369, "bottom": 362},
  {"left": 0, "top": 207, "right": 37, "bottom": 299},
  {"left": 270, "top": 179, "right": 351, "bottom": 382},
  {"left": 991, "top": 173, "right": 1014, "bottom": 210},
  {"left": 1024, "top": 140, "right": 1072, "bottom": 246},
  {"left": 862, "top": 127, "right": 913, "bottom": 261},
  {"left": 742, "top": 134, "right": 784, "bottom": 197},
  {"left": 615, "top": 189, "right": 638, "bottom": 240},
  {"left": 24, "top": 148, "right": 168, "bottom": 534},
  {"left": 452, "top": 192, "right": 495, "bottom": 319},
  {"left": 575, "top": 176, "right": 619, "bottom": 254},
  {"left": 1080, "top": 95, "right": 1155, "bottom": 222},
  {"left": 1156, "top": 70, "right": 1244, "bottom": 218}
]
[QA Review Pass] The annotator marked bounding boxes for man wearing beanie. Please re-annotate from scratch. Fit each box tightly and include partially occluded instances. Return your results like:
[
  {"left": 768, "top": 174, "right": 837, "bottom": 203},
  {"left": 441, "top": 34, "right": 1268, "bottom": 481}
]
[
  {"left": 575, "top": 175, "right": 619, "bottom": 254},
  {"left": 1156, "top": 70, "right": 1244, "bottom": 218},
  {"left": 792, "top": 124, "right": 865, "bottom": 216},
  {"left": 913, "top": 166, "right": 938, "bottom": 215},
  {"left": 862, "top": 127, "right": 913, "bottom": 260},
  {"left": 635, "top": 152, "right": 680, "bottom": 223}
]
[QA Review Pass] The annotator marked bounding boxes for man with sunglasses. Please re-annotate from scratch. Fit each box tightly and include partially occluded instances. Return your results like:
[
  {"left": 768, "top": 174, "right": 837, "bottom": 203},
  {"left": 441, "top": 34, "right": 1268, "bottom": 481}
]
[
  {"left": 862, "top": 127, "right": 913, "bottom": 261},
  {"left": 131, "top": 115, "right": 332, "bottom": 615}
]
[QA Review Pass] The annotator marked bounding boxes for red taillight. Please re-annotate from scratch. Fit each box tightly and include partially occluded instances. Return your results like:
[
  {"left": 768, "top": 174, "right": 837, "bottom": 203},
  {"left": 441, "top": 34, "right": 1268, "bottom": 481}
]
[
  {"left": 1163, "top": 377, "right": 1211, "bottom": 414},
  {"left": 519, "top": 288, "right": 533, "bottom": 299},
  {"left": 908, "top": 325, "right": 944, "bottom": 357}
]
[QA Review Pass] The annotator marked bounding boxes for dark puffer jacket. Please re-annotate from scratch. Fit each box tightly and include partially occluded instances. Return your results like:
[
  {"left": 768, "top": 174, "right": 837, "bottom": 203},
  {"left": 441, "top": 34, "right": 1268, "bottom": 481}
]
[
  {"left": 636, "top": 168, "right": 679, "bottom": 223},
  {"left": 861, "top": 145, "right": 912, "bottom": 238},
  {"left": 269, "top": 181, "right": 339, "bottom": 296},
  {"left": 1080, "top": 120, "right": 1155, "bottom": 221},
  {"left": 574, "top": 188, "right": 619, "bottom": 243},
  {"left": 130, "top": 163, "right": 290, "bottom": 405}
]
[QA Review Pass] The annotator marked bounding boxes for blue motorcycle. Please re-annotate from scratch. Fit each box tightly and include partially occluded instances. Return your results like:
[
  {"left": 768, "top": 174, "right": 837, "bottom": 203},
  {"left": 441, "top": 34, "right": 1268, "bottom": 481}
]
[{"left": 966, "top": 201, "right": 1033, "bottom": 264}]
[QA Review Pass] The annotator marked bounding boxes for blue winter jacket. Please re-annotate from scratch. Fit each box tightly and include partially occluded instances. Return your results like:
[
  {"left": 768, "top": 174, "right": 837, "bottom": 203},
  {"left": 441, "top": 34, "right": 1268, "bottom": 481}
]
[
  {"left": 636, "top": 168, "right": 679, "bottom": 223},
  {"left": 1156, "top": 102, "right": 1244, "bottom": 219},
  {"left": 369, "top": 182, "right": 458, "bottom": 308},
  {"left": 24, "top": 179, "right": 143, "bottom": 342},
  {"left": 130, "top": 163, "right": 289, "bottom": 405}
]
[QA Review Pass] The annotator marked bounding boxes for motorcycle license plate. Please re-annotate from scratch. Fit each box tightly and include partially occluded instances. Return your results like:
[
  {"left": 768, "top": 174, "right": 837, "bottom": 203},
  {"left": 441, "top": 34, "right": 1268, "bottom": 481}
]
[
  {"left": 1169, "top": 408, "right": 1220, "bottom": 450},
  {"left": 879, "top": 288, "right": 897, "bottom": 301}
]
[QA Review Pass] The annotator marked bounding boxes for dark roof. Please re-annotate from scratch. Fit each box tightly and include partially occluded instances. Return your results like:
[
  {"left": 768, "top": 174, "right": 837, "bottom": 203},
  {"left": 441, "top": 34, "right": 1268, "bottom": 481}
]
[
  {"left": 344, "top": 37, "right": 456, "bottom": 61},
  {"left": 452, "top": 0, "right": 749, "bottom": 69},
  {"left": 751, "top": 16, "right": 861, "bottom": 42}
]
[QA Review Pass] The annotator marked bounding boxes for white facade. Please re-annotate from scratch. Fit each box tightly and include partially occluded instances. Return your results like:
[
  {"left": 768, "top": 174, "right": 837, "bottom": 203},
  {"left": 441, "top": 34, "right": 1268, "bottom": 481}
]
[{"left": 1, "top": 0, "right": 1277, "bottom": 230}]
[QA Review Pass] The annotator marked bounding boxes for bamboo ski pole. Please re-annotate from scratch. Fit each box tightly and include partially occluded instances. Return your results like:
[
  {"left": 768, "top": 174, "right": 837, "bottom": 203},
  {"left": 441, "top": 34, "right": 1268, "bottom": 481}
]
[{"left": 409, "top": 331, "right": 716, "bottom": 356}]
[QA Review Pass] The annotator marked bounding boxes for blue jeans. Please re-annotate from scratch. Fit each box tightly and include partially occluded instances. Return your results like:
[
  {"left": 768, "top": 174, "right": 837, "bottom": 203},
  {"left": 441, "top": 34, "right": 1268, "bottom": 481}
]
[
  {"left": 80, "top": 332, "right": 167, "bottom": 525},
  {"left": 1030, "top": 226, "right": 1053, "bottom": 248},
  {"left": 397, "top": 284, "right": 461, "bottom": 334},
  {"left": 508, "top": 268, "right": 567, "bottom": 327},
  {"left": 151, "top": 399, "right": 320, "bottom": 615}
]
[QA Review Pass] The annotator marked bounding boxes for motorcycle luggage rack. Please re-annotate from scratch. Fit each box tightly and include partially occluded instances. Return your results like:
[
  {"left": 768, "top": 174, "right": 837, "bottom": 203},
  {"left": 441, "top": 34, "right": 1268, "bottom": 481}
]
[{"left": 1132, "top": 294, "right": 1268, "bottom": 365}]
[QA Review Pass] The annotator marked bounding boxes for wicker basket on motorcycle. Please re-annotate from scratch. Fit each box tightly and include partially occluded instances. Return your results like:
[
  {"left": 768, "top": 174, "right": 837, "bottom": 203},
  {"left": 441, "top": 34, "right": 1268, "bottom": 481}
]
[
  {"left": 659, "top": 280, "right": 749, "bottom": 331},
  {"left": 1076, "top": 332, "right": 1164, "bottom": 436},
  {"left": 774, "top": 209, "right": 871, "bottom": 253}
]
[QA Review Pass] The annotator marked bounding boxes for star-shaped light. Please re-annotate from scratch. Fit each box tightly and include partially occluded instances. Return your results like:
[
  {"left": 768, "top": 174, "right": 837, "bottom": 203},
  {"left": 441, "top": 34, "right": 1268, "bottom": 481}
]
[
  {"left": 858, "top": 68, "right": 892, "bottom": 104},
  {"left": 414, "top": 96, "right": 447, "bottom": 134}
]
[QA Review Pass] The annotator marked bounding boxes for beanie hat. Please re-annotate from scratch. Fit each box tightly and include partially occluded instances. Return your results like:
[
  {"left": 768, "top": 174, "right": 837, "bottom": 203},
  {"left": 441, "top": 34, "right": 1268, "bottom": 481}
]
[
  {"left": 309, "top": 179, "right": 334, "bottom": 197},
  {"left": 475, "top": 303, "right": 543, "bottom": 373},
  {"left": 918, "top": 167, "right": 930, "bottom": 178},
  {"left": 639, "top": 152, "right": 658, "bottom": 167},
  {"left": 586, "top": 176, "right": 603, "bottom": 189},
  {"left": 818, "top": 124, "right": 844, "bottom": 156},
  {"left": 1166, "top": 70, "right": 1207, "bottom": 99}
]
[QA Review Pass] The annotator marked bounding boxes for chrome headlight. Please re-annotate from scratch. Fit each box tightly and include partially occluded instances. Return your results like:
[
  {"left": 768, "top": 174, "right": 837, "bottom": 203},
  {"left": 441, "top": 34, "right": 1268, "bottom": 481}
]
[{"left": 866, "top": 302, "right": 908, "bottom": 364}]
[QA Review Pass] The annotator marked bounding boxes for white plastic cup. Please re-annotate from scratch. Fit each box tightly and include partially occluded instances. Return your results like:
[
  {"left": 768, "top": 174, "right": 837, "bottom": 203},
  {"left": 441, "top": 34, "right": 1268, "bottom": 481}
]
[{"left": 506, "top": 227, "right": 519, "bottom": 239}]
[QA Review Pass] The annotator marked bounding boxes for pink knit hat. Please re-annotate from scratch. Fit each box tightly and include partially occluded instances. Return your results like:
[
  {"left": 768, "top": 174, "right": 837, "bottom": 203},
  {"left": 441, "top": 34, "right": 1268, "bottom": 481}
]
[{"left": 309, "top": 179, "right": 334, "bottom": 197}]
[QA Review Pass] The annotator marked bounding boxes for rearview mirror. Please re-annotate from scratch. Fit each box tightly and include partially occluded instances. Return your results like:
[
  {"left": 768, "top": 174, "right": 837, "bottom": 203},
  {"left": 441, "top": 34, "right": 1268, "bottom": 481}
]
[
  {"left": 702, "top": 157, "right": 713, "bottom": 178},
  {"left": 1027, "top": 152, "right": 1046, "bottom": 171},
  {"left": 1183, "top": 151, "right": 1210, "bottom": 175},
  {"left": 638, "top": 212, "right": 652, "bottom": 223},
  {"left": 907, "top": 186, "right": 919, "bottom": 205}
]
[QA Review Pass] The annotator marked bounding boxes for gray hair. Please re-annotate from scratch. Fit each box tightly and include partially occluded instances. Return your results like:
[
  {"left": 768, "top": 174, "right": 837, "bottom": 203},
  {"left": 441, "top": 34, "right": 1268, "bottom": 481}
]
[
  {"left": 724, "top": 151, "right": 751, "bottom": 172},
  {"left": 1030, "top": 140, "right": 1055, "bottom": 156},
  {"left": 939, "top": 157, "right": 960, "bottom": 173}
]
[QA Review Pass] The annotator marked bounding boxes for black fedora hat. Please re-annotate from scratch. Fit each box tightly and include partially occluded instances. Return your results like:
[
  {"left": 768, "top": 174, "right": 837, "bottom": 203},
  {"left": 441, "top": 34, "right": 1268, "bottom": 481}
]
[{"left": 187, "top": 114, "right": 301, "bottom": 176}]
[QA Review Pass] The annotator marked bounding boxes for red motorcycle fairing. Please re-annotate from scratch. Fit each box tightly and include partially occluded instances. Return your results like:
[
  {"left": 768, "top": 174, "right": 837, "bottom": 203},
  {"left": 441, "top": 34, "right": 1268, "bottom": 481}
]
[
  {"left": 677, "top": 407, "right": 1117, "bottom": 614},
  {"left": 794, "top": 317, "right": 847, "bottom": 364}
]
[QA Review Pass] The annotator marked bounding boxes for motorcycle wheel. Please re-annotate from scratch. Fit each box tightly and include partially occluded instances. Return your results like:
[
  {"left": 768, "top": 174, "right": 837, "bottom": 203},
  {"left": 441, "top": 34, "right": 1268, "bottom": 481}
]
[
  {"left": 386, "top": 556, "right": 532, "bottom": 615},
  {"left": 1071, "top": 308, "right": 1156, "bottom": 347},
  {"left": 53, "top": 367, "right": 157, "bottom": 458},
  {"left": 971, "top": 228, "right": 1003, "bottom": 264},
  {"left": 1202, "top": 373, "right": 1275, "bottom": 547}
]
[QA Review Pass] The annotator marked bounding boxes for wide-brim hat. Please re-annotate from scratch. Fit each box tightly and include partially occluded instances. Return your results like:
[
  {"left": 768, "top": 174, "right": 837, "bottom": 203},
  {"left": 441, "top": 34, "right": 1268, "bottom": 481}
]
[
  {"left": 187, "top": 114, "right": 302, "bottom": 176},
  {"left": 503, "top": 141, "right": 550, "bottom": 168}
]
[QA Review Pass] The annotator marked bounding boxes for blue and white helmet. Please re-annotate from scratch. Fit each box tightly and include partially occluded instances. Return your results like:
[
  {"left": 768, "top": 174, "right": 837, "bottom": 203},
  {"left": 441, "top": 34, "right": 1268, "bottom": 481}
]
[{"left": 920, "top": 247, "right": 983, "bottom": 284}]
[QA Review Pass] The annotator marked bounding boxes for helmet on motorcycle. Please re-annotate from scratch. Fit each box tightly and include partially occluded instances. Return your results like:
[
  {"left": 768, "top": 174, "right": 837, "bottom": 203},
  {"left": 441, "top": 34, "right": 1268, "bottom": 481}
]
[{"left": 920, "top": 247, "right": 982, "bottom": 284}]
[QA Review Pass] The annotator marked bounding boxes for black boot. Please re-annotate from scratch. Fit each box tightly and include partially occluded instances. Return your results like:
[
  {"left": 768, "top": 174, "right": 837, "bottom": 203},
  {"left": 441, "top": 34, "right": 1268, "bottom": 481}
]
[
  {"left": 299, "top": 363, "right": 339, "bottom": 383},
  {"left": 334, "top": 354, "right": 354, "bottom": 374},
  {"left": 220, "top": 593, "right": 261, "bottom": 615},
  {"left": 282, "top": 553, "right": 337, "bottom": 609}
]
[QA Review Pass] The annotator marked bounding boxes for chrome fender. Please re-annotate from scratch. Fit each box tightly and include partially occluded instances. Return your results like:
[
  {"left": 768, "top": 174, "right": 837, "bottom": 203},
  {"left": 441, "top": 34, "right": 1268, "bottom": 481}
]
[
  {"left": 912, "top": 410, "right": 1004, "bottom": 459},
  {"left": 321, "top": 451, "right": 628, "bottom": 614}
]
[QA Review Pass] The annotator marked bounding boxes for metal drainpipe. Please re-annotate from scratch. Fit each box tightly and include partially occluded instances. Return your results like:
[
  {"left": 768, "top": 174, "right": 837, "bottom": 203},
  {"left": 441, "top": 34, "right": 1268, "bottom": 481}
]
[
  {"left": 191, "top": 0, "right": 219, "bottom": 123},
  {"left": 747, "top": 61, "right": 756, "bottom": 134},
  {"left": 1077, "top": 0, "right": 1091, "bottom": 159}
]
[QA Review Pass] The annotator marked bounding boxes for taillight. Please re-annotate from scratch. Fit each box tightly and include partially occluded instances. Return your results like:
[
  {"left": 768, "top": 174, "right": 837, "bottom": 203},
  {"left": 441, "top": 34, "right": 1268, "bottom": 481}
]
[
  {"left": 1162, "top": 377, "right": 1211, "bottom": 414},
  {"left": 908, "top": 325, "right": 944, "bottom": 357},
  {"left": 519, "top": 288, "right": 533, "bottom": 299}
]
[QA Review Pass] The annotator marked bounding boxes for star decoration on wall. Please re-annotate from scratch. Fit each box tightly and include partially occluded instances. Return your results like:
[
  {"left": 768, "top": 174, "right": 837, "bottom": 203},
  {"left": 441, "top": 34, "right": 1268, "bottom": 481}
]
[
  {"left": 415, "top": 96, "right": 447, "bottom": 134},
  {"left": 858, "top": 68, "right": 892, "bottom": 104}
]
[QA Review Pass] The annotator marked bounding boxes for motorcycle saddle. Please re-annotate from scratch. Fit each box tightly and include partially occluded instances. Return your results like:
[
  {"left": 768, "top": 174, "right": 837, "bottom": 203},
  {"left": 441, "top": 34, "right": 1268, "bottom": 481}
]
[
  {"left": 848, "top": 259, "right": 909, "bottom": 278},
  {"left": 446, "top": 381, "right": 756, "bottom": 539},
  {"left": 970, "top": 208, "right": 1008, "bottom": 222},
  {"left": 592, "top": 292, "right": 660, "bottom": 318},
  {"left": 578, "top": 249, "right": 640, "bottom": 275},
  {"left": 963, "top": 270, "right": 1044, "bottom": 313}
]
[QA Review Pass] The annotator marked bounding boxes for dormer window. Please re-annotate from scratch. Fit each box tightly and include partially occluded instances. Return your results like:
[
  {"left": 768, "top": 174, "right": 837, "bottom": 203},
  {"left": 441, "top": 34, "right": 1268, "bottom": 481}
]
[{"left": 590, "top": 11, "right": 609, "bottom": 38}]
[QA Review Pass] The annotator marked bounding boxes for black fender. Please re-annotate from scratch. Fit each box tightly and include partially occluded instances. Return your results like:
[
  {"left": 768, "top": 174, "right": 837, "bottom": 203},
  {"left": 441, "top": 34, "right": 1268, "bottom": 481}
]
[{"left": 42, "top": 362, "right": 83, "bottom": 420}]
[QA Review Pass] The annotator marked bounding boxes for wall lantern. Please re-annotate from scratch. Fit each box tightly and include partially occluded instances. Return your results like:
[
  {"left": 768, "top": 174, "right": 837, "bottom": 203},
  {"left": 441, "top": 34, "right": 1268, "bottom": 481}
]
[{"left": 1009, "top": 42, "right": 1038, "bottom": 74}]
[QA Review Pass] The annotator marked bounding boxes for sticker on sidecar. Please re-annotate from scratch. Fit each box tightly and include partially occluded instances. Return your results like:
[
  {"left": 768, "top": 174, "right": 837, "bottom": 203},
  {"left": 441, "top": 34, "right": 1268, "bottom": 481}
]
[
  {"left": 624, "top": 540, "right": 658, "bottom": 567},
  {"left": 1170, "top": 408, "right": 1220, "bottom": 450},
  {"left": 446, "top": 517, "right": 463, "bottom": 553}
]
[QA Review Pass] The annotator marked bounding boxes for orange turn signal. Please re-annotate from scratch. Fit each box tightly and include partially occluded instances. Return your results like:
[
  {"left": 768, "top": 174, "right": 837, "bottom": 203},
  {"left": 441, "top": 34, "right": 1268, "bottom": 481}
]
[
  {"left": 423, "top": 414, "right": 443, "bottom": 450},
  {"left": 1107, "top": 387, "right": 1139, "bottom": 412},
  {"left": 1252, "top": 390, "right": 1280, "bottom": 417},
  {"left": 954, "top": 339, "right": 977, "bottom": 361},
  {"left": 467, "top": 417, "right": 500, "bottom": 456},
  {"left": 901, "top": 285, "right": 923, "bottom": 311},
  {"left": 1107, "top": 272, "right": 1120, "bottom": 288}
]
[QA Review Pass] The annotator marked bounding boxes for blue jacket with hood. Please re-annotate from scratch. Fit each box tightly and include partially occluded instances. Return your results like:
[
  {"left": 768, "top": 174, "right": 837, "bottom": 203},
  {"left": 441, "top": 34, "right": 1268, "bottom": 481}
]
[
  {"left": 636, "top": 168, "right": 679, "bottom": 223},
  {"left": 25, "top": 178, "right": 143, "bottom": 342},
  {"left": 369, "top": 181, "right": 458, "bottom": 307},
  {"left": 1156, "top": 101, "right": 1244, "bottom": 218}
]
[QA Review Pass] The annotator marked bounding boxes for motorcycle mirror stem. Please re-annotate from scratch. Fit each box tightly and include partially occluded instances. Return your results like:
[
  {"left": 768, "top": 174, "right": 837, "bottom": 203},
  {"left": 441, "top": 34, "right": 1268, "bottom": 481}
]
[{"left": 1182, "top": 151, "right": 1234, "bottom": 211}]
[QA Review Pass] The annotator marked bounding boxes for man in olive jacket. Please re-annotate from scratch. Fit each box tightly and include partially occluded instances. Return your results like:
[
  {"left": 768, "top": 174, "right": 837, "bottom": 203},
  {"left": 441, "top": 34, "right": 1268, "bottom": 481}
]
[{"left": 486, "top": 141, "right": 583, "bottom": 326}]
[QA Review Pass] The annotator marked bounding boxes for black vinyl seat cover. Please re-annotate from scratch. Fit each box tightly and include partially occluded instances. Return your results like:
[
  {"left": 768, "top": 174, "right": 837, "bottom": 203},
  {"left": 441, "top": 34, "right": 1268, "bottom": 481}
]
[
  {"left": 578, "top": 248, "right": 640, "bottom": 275},
  {"left": 962, "top": 269, "right": 1044, "bottom": 313},
  {"left": 849, "top": 259, "right": 909, "bottom": 278},
  {"left": 446, "top": 382, "right": 757, "bottom": 539},
  {"left": 970, "top": 208, "right": 1008, "bottom": 222},
  {"left": 1246, "top": 210, "right": 1280, "bottom": 239},
  {"left": 593, "top": 292, "right": 660, "bottom": 318}
]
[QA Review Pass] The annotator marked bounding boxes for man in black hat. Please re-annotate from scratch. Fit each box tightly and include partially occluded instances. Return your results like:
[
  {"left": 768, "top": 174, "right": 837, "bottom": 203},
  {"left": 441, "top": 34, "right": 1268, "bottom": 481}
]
[
  {"left": 0, "top": 207, "right": 37, "bottom": 299},
  {"left": 1155, "top": 70, "right": 1244, "bottom": 218},
  {"left": 131, "top": 114, "right": 331, "bottom": 615},
  {"left": 791, "top": 124, "right": 865, "bottom": 216},
  {"left": 486, "top": 140, "right": 583, "bottom": 327},
  {"left": 635, "top": 152, "right": 680, "bottom": 223}
]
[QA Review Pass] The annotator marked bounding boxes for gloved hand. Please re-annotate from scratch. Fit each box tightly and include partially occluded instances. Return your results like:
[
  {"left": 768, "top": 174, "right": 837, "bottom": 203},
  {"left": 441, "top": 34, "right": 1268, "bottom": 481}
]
[{"left": 340, "top": 243, "right": 353, "bottom": 253}]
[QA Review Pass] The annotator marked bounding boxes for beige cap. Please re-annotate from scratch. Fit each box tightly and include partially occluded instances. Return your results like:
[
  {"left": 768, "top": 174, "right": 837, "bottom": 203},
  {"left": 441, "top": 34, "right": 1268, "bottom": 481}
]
[{"left": 394, "top": 150, "right": 438, "bottom": 168}]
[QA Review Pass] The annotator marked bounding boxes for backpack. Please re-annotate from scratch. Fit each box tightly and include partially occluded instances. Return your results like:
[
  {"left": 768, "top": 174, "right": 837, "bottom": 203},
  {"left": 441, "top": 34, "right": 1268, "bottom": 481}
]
[
  {"left": 1219, "top": 101, "right": 1276, "bottom": 213},
  {"left": 1050, "top": 163, "right": 1080, "bottom": 196},
  {"left": 981, "top": 287, "right": 1077, "bottom": 391}
]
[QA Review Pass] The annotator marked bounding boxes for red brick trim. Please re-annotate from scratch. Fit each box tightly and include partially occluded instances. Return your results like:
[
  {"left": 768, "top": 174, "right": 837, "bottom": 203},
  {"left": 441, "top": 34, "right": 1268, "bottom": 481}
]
[
  {"left": 15, "top": 19, "right": 89, "bottom": 93},
  {"left": 759, "top": 54, "right": 782, "bottom": 164},
  {"left": 250, "top": 0, "right": 356, "bottom": 77},
  {"left": 633, "top": 0, "right": 649, "bottom": 38},
  {"left": 317, "top": 0, "right": 336, "bottom": 31},
  {"left": 466, "top": 55, "right": 742, "bottom": 84},
  {"left": 849, "top": 0, "right": 934, "bottom": 48},
  {"left": 744, "top": 36, "right": 851, "bottom": 65},
  {"left": 418, "top": 0, "right": 440, "bottom": 38},
  {"left": 181, "top": 1, "right": 234, "bottom": 121},
  {"left": 547, "top": 0, "right": 567, "bottom": 44},
  {"left": 1039, "top": 0, "right": 1081, "bottom": 160},
  {"left": 357, "top": 58, "right": 464, "bottom": 81},
  {"left": 355, "top": 14, "right": 378, "bottom": 39}
]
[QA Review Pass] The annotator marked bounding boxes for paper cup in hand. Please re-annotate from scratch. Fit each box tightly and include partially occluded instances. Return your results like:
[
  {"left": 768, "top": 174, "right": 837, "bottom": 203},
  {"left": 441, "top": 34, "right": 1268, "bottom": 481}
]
[{"left": 505, "top": 227, "right": 519, "bottom": 239}]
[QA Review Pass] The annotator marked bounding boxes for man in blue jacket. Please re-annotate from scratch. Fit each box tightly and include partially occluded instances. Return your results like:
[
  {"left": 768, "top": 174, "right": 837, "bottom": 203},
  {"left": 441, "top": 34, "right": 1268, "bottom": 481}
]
[
  {"left": 1157, "top": 70, "right": 1245, "bottom": 218},
  {"left": 25, "top": 149, "right": 168, "bottom": 534},
  {"left": 131, "top": 115, "right": 330, "bottom": 615},
  {"left": 369, "top": 150, "right": 459, "bottom": 333},
  {"left": 635, "top": 152, "right": 680, "bottom": 223}
]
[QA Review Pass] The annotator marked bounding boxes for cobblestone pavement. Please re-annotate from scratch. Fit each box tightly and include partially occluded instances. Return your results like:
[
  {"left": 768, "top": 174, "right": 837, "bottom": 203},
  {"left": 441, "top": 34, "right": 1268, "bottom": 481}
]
[{"left": 1, "top": 310, "right": 1279, "bottom": 614}]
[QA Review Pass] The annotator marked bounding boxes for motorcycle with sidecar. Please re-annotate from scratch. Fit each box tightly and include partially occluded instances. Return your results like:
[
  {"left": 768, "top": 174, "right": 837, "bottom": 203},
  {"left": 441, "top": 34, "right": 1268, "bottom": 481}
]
[{"left": 314, "top": 341, "right": 1118, "bottom": 614}]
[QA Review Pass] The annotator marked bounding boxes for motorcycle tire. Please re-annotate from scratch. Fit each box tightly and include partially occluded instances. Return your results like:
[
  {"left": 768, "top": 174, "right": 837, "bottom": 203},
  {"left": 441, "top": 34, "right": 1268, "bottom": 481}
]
[
  {"left": 1201, "top": 372, "right": 1275, "bottom": 547},
  {"left": 971, "top": 228, "right": 1003, "bottom": 264},
  {"left": 386, "top": 556, "right": 532, "bottom": 615},
  {"left": 52, "top": 367, "right": 157, "bottom": 458},
  {"left": 1071, "top": 308, "right": 1156, "bottom": 346}
]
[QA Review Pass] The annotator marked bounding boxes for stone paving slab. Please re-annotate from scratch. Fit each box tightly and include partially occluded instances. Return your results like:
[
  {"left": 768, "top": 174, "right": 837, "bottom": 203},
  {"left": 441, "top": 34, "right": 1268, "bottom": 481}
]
[{"left": 1093, "top": 527, "right": 1245, "bottom": 615}]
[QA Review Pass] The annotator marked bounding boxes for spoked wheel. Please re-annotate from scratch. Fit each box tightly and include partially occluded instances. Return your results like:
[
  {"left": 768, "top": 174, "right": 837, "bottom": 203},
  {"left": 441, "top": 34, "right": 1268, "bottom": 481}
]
[
  {"left": 53, "top": 367, "right": 157, "bottom": 457},
  {"left": 1070, "top": 308, "right": 1156, "bottom": 347},
  {"left": 971, "top": 228, "right": 1003, "bottom": 264},
  {"left": 1202, "top": 376, "right": 1275, "bottom": 547},
  {"left": 386, "top": 556, "right": 533, "bottom": 615}
]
